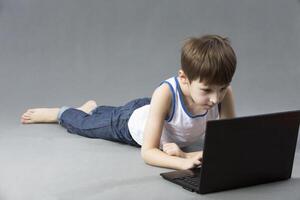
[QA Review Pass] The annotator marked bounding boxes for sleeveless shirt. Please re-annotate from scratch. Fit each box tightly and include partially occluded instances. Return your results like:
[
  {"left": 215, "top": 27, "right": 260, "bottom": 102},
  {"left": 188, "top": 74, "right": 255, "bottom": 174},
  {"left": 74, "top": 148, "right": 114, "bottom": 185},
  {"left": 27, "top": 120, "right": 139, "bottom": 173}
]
[{"left": 127, "top": 77, "right": 219, "bottom": 148}]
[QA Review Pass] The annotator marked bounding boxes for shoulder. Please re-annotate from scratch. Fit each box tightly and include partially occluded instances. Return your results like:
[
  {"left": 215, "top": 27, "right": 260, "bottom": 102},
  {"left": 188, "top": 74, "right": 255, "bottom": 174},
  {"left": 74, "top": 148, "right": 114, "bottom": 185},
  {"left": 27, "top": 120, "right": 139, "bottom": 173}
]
[
  {"left": 154, "top": 82, "right": 173, "bottom": 97},
  {"left": 150, "top": 83, "right": 172, "bottom": 118}
]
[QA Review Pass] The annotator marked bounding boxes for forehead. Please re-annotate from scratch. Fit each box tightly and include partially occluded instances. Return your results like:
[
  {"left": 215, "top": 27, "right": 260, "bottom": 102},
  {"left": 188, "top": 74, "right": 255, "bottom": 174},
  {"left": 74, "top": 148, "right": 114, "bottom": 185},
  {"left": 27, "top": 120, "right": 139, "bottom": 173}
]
[{"left": 191, "top": 79, "right": 228, "bottom": 88}]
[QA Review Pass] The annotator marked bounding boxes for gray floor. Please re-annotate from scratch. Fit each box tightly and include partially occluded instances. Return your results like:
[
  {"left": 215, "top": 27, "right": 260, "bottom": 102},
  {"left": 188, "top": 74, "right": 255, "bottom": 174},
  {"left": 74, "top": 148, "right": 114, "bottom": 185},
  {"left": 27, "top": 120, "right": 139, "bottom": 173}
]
[{"left": 1, "top": 0, "right": 300, "bottom": 199}]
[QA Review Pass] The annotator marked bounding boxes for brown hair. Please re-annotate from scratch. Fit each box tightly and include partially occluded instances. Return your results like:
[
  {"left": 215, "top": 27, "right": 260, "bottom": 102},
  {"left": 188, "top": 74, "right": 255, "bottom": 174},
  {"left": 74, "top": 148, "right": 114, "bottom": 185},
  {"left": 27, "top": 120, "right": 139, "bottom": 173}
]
[{"left": 181, "top": 34, "right": 236, "bottom": 85}]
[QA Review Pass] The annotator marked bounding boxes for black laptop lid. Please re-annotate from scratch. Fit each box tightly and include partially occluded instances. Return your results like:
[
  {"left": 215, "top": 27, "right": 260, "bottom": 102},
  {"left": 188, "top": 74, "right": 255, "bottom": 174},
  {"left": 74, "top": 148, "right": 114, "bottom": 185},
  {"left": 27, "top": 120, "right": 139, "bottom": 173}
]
[{"left": 199, "top": 110, "right": 300, "bottom": 194}]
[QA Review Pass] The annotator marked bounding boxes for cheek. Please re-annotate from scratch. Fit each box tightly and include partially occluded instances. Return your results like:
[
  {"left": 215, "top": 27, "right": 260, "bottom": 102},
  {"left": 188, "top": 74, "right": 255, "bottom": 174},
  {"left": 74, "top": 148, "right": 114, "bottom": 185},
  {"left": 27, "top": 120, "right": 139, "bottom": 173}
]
[
  {"left": 219, "top": 92, "right": 227, "bottom": 101},
  {"left": 191, "top": 91, "right": 209, "bottom": 104}
]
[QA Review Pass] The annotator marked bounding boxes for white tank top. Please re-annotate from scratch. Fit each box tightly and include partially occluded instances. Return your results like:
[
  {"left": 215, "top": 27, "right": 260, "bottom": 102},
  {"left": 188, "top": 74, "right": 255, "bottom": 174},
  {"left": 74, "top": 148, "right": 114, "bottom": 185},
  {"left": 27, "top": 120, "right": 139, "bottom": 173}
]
[{"left": 128, "top": 77, "right": 219, "bottom": 148}]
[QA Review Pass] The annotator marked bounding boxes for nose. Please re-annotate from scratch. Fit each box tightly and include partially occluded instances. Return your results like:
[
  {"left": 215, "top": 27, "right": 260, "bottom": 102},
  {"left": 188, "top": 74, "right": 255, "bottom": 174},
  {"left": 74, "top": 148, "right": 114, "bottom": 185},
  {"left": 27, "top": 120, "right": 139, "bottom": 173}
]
[{"left": 209, "top": 92, "right": 218, "bottom": 105}]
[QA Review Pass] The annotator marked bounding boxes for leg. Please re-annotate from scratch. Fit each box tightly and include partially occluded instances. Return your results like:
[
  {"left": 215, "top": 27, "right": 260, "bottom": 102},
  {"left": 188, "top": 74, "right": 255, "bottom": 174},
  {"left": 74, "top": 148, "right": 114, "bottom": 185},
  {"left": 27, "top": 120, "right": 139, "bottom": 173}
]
[
  {"left": 21, "top": 100, "right": 97, "bottom": 124},
  {"left": 59, "top": 97, "right": 151, "bottom": 146},
  {"left": 59, "top": 106, "right": 122, "bottom": 141}
]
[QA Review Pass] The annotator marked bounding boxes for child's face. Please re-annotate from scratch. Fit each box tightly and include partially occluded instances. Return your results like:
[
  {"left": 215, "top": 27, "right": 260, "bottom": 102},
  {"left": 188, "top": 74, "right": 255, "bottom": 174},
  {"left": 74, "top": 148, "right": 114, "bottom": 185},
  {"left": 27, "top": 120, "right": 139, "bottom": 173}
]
[{"left": 188, "top": 79, "right": 229, "bottom": 109}]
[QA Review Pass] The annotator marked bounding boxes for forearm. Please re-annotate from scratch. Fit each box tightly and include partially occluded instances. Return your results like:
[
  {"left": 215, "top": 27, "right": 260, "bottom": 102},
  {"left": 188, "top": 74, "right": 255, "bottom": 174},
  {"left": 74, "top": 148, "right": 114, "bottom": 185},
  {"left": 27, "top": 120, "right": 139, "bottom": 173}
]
[
  {"left": 141, "top": 148, "right": 185, "bottom": 170},
  {"left": 183, "top": 151, "right": 203, "bottom": 159}
]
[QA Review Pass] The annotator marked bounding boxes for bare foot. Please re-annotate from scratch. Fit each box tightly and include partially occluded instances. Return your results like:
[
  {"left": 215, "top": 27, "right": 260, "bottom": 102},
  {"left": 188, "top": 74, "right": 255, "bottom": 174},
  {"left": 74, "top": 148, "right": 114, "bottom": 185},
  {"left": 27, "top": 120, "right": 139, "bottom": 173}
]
[
  {"left": 21, "top": 108, "right": 60, "bottom": 124},
  {"left": 21, "top": 100, "right": 98, "bottom": 124},
  {"left": 77, "top": 100, "right": 97, "bottom": 113}
]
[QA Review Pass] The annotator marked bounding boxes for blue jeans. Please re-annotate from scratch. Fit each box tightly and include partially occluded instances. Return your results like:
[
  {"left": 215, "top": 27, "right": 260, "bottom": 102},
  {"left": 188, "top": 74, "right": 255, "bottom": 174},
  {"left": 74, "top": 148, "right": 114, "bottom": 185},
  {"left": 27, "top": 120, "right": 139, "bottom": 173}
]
[{"left": 58, "top": 97, "right": 151, "bottom": 147}]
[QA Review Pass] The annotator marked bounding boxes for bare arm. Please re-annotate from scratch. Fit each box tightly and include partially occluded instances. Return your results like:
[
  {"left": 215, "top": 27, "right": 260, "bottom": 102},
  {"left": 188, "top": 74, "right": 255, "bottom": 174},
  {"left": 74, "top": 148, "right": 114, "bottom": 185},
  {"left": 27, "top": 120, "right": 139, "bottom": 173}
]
[
  {"left": 219, "top": 86, "right": 236, "bottom": 119},
  {"left": 162, "top": 143, "right": 203, "bottom": 159},
  {"left": 141, "top": 84, "right": 201, "bottom": 170},
  {"left": 183, "top": 151, "right": 203, "bottom": 159}
]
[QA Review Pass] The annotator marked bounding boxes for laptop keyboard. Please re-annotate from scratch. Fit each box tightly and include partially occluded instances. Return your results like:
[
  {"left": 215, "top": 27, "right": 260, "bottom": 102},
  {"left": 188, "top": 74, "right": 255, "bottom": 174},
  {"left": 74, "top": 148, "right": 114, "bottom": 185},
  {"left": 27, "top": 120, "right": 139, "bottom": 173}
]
[{"left": 175, "top": 175, "right": 200, "bottom": 187}]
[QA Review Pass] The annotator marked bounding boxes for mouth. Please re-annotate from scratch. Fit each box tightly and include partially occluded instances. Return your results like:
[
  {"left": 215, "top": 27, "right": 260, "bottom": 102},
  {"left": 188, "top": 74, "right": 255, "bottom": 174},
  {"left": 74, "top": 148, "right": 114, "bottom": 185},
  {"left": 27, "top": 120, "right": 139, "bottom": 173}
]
[
  {"left": 203, "top": 105, "right": 212, "bottom": 109},
  {"left": 204, "top": 104, "right": 215, "bottom": 109}
]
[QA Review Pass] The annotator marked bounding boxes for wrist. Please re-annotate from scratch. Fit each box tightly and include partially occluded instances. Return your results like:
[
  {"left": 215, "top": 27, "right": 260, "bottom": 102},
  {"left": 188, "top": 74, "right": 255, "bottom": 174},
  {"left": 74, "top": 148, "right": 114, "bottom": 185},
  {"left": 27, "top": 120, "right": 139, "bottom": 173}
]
[
  {"left": 181, "top": 151, "right": 188, "bottom": 158},
  {"left": 184, "top": 151, "right": 203, "bottom": 159},
  {"left": 177, "top": 157, "right": 188, "bottom": 170}
]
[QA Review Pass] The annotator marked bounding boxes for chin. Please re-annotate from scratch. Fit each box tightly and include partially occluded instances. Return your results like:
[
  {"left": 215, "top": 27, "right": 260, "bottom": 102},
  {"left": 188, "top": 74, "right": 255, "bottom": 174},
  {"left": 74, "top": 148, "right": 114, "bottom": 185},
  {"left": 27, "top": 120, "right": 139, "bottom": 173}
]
[{"left": 202, "top": 105, "right": 213, "bottom": 110}]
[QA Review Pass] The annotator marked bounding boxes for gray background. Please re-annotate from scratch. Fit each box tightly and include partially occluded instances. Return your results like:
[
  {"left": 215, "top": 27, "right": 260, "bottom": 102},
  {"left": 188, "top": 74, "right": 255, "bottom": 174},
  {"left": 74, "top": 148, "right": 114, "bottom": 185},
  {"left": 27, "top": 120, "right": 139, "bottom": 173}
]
[{"left": 0, "top": 0, "right": 300, "bottom": 199}]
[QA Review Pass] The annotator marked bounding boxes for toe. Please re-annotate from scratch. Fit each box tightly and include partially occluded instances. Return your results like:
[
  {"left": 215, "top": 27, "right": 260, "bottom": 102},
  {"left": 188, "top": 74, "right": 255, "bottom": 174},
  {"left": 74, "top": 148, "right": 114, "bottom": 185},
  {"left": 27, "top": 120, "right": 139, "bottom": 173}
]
[
  {"left": 22, "top": 115, "right": 30, "bottom": 120},
  {"left": 21, "top": 118, "right": 27, "bottom": 124},
  {"left": 22, "top": 112, "right": 31, "bottom": 117},
  {"left": 22, "top": 118, "right": 32, "bottom": 124}
]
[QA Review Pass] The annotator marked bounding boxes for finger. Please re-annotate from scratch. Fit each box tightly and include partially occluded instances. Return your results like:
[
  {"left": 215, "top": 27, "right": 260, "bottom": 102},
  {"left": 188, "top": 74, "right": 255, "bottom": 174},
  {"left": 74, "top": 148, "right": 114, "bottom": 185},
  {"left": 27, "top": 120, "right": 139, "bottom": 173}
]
[
  {"left": 166, "top": 150, "right": 176, "bottom": 156},
  {"left": 164, "top": 149, "right": 171, "bottom": 154},
  {"left": 166, "top": 147, "right": 175, "bottom": 152},
  {"left": 170, "top": 143, "right": 177, "bottom": 148},
  {"left": 167, "top": 150, "right": 175, "bottom": 155},
  {"left": 166, "top": 143, "right": 176, "bottom": 147},
  {"left": 164, "top": 144, "right": 172, "bottom": 148},
  {"left": 194, "top": 160, "right": 201, "bottom": 165},
  {"left": 172, "top": 143, "right": 178, "bottom": 147}
]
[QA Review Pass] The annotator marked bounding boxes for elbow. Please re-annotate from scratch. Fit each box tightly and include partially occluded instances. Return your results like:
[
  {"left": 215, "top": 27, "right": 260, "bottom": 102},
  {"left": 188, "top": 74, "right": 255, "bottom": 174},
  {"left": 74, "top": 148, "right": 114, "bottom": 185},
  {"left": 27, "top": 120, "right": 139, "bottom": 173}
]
[
  {"left": 141, "top": 147, "right": 155, "bottom": 165},
  {"left": 141, "top": 147, "right": 149, "bottom": 163}
]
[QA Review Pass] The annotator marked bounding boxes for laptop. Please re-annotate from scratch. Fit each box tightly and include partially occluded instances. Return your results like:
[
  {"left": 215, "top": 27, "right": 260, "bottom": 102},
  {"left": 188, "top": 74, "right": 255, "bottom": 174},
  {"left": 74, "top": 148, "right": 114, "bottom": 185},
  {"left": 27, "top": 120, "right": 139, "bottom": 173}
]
[{"left": 160, "top": 110, "right": 300, "bottom": 194}]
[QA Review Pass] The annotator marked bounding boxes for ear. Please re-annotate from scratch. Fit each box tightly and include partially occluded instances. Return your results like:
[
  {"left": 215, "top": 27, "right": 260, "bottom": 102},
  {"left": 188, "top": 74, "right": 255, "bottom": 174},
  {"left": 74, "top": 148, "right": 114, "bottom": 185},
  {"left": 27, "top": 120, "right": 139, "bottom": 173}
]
[{"left": 178, "top": 69, "right": 189, "bottom": 85}]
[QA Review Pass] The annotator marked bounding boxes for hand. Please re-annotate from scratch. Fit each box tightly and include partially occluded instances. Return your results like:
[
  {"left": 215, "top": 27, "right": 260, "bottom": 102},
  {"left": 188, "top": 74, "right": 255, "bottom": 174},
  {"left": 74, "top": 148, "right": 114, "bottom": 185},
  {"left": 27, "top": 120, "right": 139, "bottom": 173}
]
[
  {"left": 162, "top": 143, "right": 185, "bottom": 158},
  {"left": 181, "top": 153, "right": 202, "bottom": 170}
]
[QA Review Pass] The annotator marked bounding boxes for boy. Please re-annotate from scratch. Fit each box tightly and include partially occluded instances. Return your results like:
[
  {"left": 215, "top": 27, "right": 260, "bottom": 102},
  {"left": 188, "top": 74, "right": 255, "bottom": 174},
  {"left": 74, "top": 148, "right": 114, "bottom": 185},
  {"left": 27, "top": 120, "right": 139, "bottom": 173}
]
[{"left": 21, "top": 34, "right": 236, "bottom": 170}]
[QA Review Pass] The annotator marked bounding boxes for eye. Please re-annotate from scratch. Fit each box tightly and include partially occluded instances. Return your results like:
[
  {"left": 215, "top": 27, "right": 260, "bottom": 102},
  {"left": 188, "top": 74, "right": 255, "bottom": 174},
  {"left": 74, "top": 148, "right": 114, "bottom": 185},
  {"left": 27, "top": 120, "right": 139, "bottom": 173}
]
[
  {"left": 201, "top": 89, "right": 211, "bottom": 93},
  {"left": 220, "top": 87, "right": 228, "bottom": 92}
]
